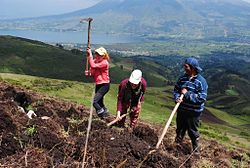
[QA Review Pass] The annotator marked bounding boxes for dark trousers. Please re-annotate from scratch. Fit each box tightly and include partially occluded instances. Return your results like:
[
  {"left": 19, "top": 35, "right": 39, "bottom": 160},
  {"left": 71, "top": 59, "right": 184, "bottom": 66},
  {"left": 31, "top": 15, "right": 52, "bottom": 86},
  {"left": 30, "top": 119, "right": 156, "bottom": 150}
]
[
  {"left": 93, "top": 83, "right": 110, "bottom": 111},
  {"left": 176, "top": 110, "right": 201, "bottom": 143}
]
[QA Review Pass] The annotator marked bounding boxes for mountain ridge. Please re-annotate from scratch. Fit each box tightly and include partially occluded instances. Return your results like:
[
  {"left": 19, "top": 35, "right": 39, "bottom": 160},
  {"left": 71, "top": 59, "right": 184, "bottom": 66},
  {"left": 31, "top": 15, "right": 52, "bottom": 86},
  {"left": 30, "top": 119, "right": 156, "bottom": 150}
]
[{"left": 1, "top": 0, "right": 250, "bottom": 40}]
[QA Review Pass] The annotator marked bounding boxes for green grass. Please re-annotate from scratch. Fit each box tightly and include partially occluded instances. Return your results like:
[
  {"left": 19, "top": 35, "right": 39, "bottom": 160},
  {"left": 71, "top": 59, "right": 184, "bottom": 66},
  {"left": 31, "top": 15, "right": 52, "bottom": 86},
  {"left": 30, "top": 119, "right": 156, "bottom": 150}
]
[
  {"left": 0, "top": 73, "right": 95, "bottom": 107},
  {"left": 206, "top": 107, "right": 250, "bottom": 126},
  {"left": 225, "top": 89, "right": 239, "bottom": 96},
  {"left": 201, "top": 123, "right": 250, "bottom": 149},
  {"left": 0, "top": 35, "right": 169, "bottom": 87},
  {"left": 204, "top": 107, "right": 250, "bottom": 148}
]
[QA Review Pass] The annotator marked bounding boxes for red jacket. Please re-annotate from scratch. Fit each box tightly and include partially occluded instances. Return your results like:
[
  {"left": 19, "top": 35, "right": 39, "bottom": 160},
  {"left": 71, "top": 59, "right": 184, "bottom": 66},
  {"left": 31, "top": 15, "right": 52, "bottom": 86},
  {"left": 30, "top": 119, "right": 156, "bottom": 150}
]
[
  {"left": 89, "top": 57, "right": 110, "bottom": 85},
  {"left": 117, "top": 78, "right": 147, "bottom": 112}
]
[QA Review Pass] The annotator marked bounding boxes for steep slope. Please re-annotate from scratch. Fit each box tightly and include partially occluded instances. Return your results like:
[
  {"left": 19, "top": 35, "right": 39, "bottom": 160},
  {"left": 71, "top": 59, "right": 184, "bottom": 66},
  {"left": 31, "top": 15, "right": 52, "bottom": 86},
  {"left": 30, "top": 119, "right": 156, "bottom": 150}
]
[
  {"left": 0, "top": 35, "right": 167, "bottom": 86},
  {"left": 1, "top": 35, "right": 250, "bottom": 114},
  {"left": 0, "top": 81, "right": 249, "bottom": 167},
  {"left": 0, "top": 35, "right": 86, "bottom": 82}
]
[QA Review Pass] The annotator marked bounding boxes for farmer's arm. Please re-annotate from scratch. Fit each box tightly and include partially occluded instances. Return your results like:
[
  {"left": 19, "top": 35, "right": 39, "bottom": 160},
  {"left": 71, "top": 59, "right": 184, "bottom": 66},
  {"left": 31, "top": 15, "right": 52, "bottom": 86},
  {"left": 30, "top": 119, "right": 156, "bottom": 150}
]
[
  {"left": 139, "top": 78, "right": 147, "bottom": 102},
  {"left": 86, "top": 48, "right": 108, "bottom": 69},
  {"left": 117, "top": 82, "right": 125, "bottom": 112},
  {"left": 89, "top": 59, "right": 108, "bottom": 69},
  {"left": 173, "top": 78, "right": 182, "bottom": 102},
  {"left": 182, "top": 78, "right": 208, "bottom": 105},
  {"left": 116, "top": 81, "right": 127, "bottom": 119},
  {"left": 84, "top": 49, "right": 91, "bottom": 76},
  {"left": 89, "top": 67, "right": 95, "bottom": 76}
]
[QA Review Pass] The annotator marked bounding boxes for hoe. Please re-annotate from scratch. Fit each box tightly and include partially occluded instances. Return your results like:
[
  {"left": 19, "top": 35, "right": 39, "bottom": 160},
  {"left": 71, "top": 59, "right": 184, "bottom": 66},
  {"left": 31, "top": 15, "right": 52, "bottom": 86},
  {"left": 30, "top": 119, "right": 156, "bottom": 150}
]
[{"left": 80, "top": 17, "right": 93, "bottom": 73}]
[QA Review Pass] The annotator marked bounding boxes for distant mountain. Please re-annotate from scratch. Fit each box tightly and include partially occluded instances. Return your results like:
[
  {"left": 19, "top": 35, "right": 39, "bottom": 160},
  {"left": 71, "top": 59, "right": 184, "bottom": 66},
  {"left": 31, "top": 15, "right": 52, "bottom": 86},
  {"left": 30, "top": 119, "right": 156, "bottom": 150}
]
[{"left": 1, "top": 0, "right": 250, "bottom": 40}]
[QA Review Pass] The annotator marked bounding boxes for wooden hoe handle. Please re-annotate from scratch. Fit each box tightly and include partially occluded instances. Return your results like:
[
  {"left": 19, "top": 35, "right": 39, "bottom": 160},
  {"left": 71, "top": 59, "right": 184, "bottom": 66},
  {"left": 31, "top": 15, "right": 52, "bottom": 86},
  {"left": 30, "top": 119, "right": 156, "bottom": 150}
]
[
  {"left": 108, "top": 93, "right": 143, "bottom": 127},
  {"left": 107, "top": 113, "right": 128, "bottom": 127},
  {"left": 156, "top": 94, "right": 184, "bottom": 149},
  {"left": 86, "top": 19, "right": 92, "bottom": 71},
  {"left": 81, "top": 18, "right": 92, "bottom": 72}
]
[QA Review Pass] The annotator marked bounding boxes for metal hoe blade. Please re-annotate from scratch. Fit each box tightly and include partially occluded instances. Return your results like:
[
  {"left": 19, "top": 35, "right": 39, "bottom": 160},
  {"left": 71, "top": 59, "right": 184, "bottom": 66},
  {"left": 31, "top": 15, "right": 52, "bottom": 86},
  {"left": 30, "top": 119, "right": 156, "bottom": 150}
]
[{"left": 80, "top": 17, "right": 93, "bottom": 23}]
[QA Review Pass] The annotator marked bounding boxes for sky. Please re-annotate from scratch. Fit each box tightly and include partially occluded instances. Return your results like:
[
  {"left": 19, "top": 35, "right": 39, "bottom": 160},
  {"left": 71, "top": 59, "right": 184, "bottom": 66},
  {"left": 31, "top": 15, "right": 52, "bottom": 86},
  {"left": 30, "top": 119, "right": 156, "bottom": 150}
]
[
  {"left": 0, "top": 0, "right": 101, "bottom": 19},
  {"left": 1, "top": 0, "right": 250, "bottom": 19}
]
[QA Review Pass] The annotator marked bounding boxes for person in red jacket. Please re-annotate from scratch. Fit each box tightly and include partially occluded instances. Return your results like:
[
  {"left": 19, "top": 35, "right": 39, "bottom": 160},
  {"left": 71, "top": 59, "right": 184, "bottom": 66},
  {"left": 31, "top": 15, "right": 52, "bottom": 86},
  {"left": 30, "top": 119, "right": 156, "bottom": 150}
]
[
  {"left": 116, "top": 69, "right": 147, "bottom": 127},
  {"left": 85, "top": 47, "right": 110, "bottom": 119}
]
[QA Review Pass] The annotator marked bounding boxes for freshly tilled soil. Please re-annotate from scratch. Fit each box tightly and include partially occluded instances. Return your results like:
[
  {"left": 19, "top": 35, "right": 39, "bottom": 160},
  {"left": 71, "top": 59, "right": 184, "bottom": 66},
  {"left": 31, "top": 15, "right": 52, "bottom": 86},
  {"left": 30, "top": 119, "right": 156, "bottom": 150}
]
[{"left": 0, "top": 81, "right": 247, "bottom": 168}]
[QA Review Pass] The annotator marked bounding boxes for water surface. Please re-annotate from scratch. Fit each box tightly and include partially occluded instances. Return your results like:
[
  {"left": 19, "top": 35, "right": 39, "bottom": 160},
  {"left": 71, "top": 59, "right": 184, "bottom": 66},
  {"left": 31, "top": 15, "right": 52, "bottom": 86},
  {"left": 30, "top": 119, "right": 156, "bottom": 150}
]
[{"left": 0, "top": 29, "right": 142, "bottom": 44}]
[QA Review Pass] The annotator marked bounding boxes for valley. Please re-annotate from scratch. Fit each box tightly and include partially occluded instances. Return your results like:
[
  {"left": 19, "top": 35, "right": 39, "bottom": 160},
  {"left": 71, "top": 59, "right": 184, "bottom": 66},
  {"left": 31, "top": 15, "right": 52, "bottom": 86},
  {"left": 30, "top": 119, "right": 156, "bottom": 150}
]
[
  {"left": 1, "top": 0, "right": 250, "bottom": 166},
  {"left": 1, "top": 0, "right": 250, "bottom": 41}
]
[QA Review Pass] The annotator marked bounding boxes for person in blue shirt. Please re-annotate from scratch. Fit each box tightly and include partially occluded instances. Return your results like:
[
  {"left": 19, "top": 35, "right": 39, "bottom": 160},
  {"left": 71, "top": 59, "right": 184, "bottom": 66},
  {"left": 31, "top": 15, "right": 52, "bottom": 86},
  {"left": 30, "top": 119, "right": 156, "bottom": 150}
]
[{"left": 173, "top": 57, "right": 208, "bottom": 155}]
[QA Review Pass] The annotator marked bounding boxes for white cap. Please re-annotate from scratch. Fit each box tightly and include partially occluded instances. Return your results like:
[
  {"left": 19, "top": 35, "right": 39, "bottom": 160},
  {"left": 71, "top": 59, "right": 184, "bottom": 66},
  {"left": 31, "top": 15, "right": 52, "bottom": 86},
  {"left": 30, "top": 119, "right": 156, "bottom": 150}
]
[
  {"left": 95, "top": 47, "right": 107, "bottom": 56},
  {"left": 129, "top": 69, "right": 142, "bottom": 84}
]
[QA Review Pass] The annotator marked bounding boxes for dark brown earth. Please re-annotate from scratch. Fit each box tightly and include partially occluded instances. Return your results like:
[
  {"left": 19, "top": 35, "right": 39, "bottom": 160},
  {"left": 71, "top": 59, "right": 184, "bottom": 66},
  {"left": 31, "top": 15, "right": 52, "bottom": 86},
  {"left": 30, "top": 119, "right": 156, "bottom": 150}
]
[{"left": 0, "top": 81, "right": 249, "bottom": 168}]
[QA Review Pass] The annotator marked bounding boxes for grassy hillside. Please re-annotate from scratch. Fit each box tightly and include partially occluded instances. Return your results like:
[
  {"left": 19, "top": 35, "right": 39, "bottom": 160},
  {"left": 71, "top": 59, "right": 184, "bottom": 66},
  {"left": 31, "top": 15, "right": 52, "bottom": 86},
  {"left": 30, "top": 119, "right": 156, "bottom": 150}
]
[
  {"left": 0, "top": 36, "right": 250, "bottom": 116},
  {"left": 0, "top": 35, "right": 249, "bottom": 148},
  {"left": 1, "top": 73, "right": 249, "bottom": 149},
  {"left": 0, "top": 35, "right": 167, "bottom": 87},
  {"left": 0, "top": 35, "right": 86, "bottom": 82},
  {"left": 1, "top": 35, "right": 250, "bottom": 115},
  {"left": 0, "top": 73, "right": 171, "bottom": 124}
]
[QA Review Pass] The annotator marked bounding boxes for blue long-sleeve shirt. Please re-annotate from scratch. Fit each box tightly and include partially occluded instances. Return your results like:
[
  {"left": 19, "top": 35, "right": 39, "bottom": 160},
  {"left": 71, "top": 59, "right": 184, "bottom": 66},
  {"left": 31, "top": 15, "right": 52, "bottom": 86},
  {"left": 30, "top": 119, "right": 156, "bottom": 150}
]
[{"left": 173, "top": 73, "right": 208, "bottom": 113}]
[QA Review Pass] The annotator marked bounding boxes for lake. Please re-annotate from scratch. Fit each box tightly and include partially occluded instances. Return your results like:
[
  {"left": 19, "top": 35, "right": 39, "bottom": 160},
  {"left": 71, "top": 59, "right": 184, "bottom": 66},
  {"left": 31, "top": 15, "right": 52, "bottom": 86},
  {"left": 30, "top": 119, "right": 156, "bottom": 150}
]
[{"left": 0, "top": 29, "right": 143, "bottom": 44}]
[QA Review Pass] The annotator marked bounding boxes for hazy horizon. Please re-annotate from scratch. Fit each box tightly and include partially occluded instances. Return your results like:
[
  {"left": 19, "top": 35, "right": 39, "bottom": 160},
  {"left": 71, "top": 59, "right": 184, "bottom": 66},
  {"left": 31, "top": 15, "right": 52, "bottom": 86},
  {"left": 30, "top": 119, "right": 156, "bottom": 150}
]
[
  {"left": 0, "top": 0, "right": 101, "bottom": 19},
  {"left": 1, "top": 0, "right": 250, "bottom": 19}
]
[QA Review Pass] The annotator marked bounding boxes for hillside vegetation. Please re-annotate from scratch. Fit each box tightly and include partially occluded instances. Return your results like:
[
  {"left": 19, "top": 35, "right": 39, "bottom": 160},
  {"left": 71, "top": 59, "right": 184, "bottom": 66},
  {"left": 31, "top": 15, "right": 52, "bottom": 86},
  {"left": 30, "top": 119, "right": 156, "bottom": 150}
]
[
  {"left": 0, "top": 80, "right": 249, "bottom": 167},
  {"left": 0, "top": 36, "right": 84, "bottom": 82},
  {"left": 0, "top": 35, "right": 166, "bottom": 87},
  {"left": 1, "top": 36, "right": 250, "bottom": 115},
  {"left": 0, "top": 35, "right": 249, "bottom": 148},
  {"left": 0, "top": 73, "right": 249, "bottom": 150}
]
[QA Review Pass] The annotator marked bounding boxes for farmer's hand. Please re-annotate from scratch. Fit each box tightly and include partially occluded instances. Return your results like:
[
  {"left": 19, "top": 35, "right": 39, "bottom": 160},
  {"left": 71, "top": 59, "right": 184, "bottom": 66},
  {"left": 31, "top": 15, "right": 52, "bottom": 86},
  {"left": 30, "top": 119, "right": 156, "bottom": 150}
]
[
  {"left": 131, "top": 102, "right": 141, "bottom": 112},
  {"left": 176, "top": 90, "right": 186, "bottom": 103},
  {"left": 116, "top": 111, "right": 122, "bottom": 120},
  {"left": 176, "top": 96, "right": 183, "bottom": 103},
  {"left": 131, "top": 106, "right": 139, "bottom": 112},
  {"left": 181, "top": 88, "right": 188, "bottom": 95},
  {"left": 137, "top": 102, "right": 141, "bottom": 110},
  {"left": 86, "top": 48, "right": 91, "bottom": 57},
  {"left": 85, "top": 70, "right": 89, "bottom": 76}
]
